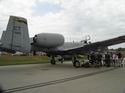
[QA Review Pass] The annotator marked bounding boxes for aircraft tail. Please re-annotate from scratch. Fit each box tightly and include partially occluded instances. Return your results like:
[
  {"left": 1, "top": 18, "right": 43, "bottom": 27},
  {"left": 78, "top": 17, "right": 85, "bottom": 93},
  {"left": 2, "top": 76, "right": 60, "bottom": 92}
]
[{"left": 0, "top": 16, "right": 31, "bottom": 53}]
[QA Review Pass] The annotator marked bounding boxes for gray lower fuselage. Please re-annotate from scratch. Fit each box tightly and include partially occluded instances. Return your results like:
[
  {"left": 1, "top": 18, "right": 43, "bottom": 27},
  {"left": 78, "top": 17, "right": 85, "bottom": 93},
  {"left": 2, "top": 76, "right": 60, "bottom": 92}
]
[{"left": 31, "top": 41, "right": 86, "bottom": 54}]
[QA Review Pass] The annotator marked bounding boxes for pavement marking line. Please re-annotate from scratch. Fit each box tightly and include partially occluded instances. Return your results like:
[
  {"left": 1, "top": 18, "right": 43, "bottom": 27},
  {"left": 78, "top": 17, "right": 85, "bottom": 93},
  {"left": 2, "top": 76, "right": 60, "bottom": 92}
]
[{"left": 4, "top": 67, "right": 118, "bottom": 93}]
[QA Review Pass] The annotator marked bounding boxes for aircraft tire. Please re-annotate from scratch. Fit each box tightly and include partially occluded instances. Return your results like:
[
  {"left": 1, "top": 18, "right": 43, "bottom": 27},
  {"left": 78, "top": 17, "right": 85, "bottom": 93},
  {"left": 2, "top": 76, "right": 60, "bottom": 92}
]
[
  {"left": 74, "top": 61, "right": 80, "bottom": 68},
  {"left": 51, "top": 59, "right": 56, "bottom": 65}
]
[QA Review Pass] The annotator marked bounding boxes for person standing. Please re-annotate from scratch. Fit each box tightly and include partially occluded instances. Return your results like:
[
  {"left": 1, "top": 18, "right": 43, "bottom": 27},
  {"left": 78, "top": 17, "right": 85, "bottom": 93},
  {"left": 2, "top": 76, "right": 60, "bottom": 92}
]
[
  {"left": 90, "top": 52, "right": 96, "bottom": 65},
  {"left": 112, "top": 53, "right": 117, "bottom": 67},
  {"left": 97, "top": 52, "right": 102, "bottom": 67},
  {"left": 117, "top": 52, "right": 123, "bottom": 67},
  {"left": 105, "top": 52, "right": 111, "bottom": 67}
]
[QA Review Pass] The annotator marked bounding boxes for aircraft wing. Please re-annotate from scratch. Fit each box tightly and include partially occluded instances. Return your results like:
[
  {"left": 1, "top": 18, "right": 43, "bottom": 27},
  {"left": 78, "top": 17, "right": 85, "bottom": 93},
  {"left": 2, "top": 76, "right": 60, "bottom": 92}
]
[
  {"left": 91, "top": 35, "right": 125, "bottom": 47},
  {"left": 56, "top": 35, "right": 125, "bottom": 54}
]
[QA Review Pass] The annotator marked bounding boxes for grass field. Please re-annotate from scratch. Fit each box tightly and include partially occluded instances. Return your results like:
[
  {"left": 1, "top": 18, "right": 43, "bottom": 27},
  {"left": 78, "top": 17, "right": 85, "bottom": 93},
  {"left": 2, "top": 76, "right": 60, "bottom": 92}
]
[
  {"left": 0, "top": 51, "right": 125, "bottom": 66},
  {"left": 0, "top": 55, "right": 50, "bottom": 66}
]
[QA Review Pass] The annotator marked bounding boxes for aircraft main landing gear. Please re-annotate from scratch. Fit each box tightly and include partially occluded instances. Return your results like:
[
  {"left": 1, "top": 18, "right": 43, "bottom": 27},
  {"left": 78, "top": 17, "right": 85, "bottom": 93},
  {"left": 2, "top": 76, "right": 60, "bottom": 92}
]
[
  {"left": 72, "top": 55, "right": 81, "bottom": 68},
  {"left": 51, "top": 56, "right": 56, "bottom": 65},
  {"left": 73, "top": 60, "right": 80, "bottom": 68}
]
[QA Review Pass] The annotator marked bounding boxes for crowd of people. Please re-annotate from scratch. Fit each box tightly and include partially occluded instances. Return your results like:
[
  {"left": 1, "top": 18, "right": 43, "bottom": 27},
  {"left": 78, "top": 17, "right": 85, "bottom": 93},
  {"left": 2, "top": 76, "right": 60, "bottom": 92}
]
[{"left": 87, "top": 51, "right": 123, "bottom": 67}]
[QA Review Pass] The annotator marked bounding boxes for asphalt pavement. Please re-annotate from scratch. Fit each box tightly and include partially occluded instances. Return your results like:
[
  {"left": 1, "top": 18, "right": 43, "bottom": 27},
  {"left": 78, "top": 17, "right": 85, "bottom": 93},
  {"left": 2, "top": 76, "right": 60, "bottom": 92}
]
[{"left": 0, "top": 61, "right": 125, "bottom": 93}]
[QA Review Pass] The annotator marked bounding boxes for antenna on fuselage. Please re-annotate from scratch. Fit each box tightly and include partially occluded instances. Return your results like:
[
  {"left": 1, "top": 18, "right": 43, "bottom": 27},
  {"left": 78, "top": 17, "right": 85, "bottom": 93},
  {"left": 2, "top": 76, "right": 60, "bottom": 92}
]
[{"left": 85, "top": 35, "right": 91, "bottom": 41}]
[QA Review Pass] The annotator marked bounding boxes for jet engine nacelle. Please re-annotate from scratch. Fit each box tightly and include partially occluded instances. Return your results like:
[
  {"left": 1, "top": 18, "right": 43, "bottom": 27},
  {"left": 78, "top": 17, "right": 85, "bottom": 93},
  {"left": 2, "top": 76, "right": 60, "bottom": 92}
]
[{"left": 33, "top": 33, "right": 64, "bottom": 48}]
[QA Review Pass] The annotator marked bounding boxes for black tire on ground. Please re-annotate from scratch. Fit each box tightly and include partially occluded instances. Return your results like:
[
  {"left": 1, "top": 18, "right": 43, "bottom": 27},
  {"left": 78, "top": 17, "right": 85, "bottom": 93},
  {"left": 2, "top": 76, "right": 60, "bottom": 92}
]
[
  {"left": 51, "top": 59, "right": 56, "bottom": 65},
  {"left": 73, "top": 61, "right": 80, "bottom": 68}
]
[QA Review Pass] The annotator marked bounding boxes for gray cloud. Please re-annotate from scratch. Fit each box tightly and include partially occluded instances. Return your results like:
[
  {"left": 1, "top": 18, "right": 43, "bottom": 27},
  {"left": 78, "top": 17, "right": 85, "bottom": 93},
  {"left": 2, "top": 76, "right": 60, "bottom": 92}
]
[
  {"left": 0, "top": 0, "right": 125, "bottom": 48},
  {"left": 65, "top": 0, "right": 125, "bottom": 42}
]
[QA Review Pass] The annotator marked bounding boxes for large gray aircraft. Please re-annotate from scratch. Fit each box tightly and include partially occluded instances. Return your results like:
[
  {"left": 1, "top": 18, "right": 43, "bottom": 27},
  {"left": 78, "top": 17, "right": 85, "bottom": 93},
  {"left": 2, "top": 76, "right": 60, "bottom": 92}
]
[{"left": 0, "top": 16, "right": 125, "bottom": 67}]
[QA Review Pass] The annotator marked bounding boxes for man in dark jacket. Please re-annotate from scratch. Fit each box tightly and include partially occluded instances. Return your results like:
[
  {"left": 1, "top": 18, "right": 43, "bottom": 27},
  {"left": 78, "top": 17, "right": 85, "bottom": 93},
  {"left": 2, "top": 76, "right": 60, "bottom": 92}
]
[
  {"left": 105, "top": 52, "right": 111, "bottom": 67},
  {"left": 117, "top": 52, "right": 123, "bottom": 67},
  {"left": 97, "top": 52, "right": 102, "bottom": 67},
  {"left": 90, "top": 52, "right": 96, "bottom": 65}
]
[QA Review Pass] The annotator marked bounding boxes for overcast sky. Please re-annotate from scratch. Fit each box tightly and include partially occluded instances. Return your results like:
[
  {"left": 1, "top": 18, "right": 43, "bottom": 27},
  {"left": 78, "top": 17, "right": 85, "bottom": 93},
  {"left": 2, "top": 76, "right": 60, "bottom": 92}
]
[{"left": 0, "top": 0, "right": 125, "bottom": 48}]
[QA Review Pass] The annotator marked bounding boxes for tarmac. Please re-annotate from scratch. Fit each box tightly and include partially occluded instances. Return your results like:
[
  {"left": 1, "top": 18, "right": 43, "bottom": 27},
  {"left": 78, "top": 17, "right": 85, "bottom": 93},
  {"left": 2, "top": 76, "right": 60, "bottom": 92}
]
[{"left": 0, "top": 61, "right": 125, "bottom": 93}]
